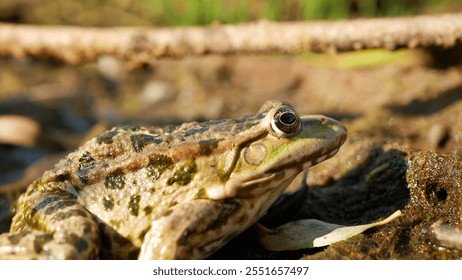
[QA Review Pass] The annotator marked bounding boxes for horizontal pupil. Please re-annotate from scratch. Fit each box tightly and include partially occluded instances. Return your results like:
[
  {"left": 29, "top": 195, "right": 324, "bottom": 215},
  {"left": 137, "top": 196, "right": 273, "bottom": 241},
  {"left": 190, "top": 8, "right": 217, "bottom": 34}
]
[{"left": 279, "top": 112, "right": 296, "bottom": 125}]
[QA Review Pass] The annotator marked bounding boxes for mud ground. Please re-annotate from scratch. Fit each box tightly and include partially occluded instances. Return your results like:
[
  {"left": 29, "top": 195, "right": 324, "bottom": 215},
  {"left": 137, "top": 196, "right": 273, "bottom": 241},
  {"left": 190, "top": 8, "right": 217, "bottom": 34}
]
[{"left": 0, "top": 49, "right": 461, "bottom": 259}]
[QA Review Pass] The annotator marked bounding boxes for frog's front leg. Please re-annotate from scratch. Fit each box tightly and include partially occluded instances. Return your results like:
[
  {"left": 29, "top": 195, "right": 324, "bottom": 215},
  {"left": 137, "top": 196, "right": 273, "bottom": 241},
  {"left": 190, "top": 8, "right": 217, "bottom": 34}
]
[
  {"left": 139, "top": 199, "right": 242, "bottom": 260},
  {"left": 0, "top": 181, "right": 100, "bottom": 259}
]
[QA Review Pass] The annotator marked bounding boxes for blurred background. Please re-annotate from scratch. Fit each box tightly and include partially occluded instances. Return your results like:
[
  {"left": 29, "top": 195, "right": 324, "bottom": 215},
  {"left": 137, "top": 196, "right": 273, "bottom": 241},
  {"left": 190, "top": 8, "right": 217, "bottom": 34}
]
[{"left": 1, "top": 0, "right": 461, "bottom": 26}]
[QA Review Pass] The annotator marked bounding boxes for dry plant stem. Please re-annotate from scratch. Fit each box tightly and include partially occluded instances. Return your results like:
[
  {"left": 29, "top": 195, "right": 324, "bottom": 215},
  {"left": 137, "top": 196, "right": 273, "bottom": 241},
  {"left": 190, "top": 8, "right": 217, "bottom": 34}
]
[{"left": 0, "top": 13, "right": 461, "bottom": 64}]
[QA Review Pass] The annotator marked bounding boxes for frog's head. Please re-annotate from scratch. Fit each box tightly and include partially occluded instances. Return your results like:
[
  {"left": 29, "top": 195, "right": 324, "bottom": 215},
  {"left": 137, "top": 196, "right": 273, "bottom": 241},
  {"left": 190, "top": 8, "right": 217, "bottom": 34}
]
[{"left": 206, "top": 99, "right": 347, "bottom": 200}]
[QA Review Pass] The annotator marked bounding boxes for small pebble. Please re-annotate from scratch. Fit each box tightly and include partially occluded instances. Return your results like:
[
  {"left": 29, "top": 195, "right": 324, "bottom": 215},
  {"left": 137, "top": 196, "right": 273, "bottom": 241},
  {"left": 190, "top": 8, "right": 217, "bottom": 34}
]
[
  {"left": 431, "top": 221, "right": 462, "bottom": 250},
  {"left": 0, "top": 115, "right": 41, "bottom": 147},
  {"left": 428, "top": 123, "right": 450, "bottom": 148},
  {"left": 97, "top": 55, "right": 125, "bottom": 81},
  {"left": 140, "top": 80, "right": 174, "bottom": 106}
]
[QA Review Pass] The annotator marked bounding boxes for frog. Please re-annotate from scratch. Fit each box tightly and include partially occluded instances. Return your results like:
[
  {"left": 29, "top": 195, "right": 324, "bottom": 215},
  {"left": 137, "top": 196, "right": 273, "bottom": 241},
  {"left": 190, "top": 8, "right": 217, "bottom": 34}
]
[{"left": 0, "top": 99, "right": 347, "bottom": 259}]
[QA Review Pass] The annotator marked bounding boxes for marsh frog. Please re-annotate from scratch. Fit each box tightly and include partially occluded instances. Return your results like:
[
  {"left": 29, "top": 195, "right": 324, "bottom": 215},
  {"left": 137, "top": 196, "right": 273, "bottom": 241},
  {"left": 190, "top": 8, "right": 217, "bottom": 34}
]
[{"left": 0, "top": 99, "right": 347, "bottom": 259}]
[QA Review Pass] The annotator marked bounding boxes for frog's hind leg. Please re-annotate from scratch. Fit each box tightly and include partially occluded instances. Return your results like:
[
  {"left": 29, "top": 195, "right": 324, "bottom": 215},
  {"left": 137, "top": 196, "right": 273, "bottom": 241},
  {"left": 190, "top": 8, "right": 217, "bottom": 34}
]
[{"left": 0, "top": 183, "right": 100, "bottom": 259}]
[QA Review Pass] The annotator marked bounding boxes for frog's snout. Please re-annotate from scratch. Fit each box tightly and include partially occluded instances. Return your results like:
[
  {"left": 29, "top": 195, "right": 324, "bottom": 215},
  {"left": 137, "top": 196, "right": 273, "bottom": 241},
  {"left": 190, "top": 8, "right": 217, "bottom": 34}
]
[{"left": 337, "top": 122, "right": 348, "bottom": 145}]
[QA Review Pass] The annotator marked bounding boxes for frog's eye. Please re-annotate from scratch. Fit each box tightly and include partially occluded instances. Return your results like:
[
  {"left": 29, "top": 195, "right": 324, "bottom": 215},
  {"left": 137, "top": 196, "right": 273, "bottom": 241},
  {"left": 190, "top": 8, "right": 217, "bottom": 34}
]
[{"left": 270, "top": 107, "right": 301, "bottom": 137}]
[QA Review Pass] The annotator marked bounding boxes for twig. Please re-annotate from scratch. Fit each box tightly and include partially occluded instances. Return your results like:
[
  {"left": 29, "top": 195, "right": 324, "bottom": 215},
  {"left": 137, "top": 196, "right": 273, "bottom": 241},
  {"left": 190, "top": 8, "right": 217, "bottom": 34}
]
[{"left": 0, "top": 13, "right": 461, "bottom": 64}]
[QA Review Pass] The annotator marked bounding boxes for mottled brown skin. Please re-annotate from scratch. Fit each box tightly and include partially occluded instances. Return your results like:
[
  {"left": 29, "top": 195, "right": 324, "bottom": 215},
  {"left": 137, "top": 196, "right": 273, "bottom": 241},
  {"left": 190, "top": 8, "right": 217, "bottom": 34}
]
[{"left": 0, "top": 100, "right": 347, "bottom": 259}]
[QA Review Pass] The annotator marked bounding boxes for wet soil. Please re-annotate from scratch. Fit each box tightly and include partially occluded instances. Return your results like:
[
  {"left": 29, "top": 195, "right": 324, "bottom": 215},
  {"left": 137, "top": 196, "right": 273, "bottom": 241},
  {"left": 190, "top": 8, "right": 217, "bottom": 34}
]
[{"left": 0, "top": 50, "right": 461, "bottom": 259}]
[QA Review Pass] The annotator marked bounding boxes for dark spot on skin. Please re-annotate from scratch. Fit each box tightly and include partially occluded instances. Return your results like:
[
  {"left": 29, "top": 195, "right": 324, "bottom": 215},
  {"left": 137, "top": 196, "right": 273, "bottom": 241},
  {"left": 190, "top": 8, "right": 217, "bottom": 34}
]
[
  {"left": 77, "top": 170, "right": 90, "bottom": 185},
  {"left": 138, "top": 226, "right": 151, "bottom": 241},
  {"left": 177, "top": 200, "right": 241, "bottom": 246},
  {"left": 162, "top": 209, "right": 173, "bottom": 217},
  {"left": 105, "top": 170, "right": 126, "bottom": 190},
  {"left": 143, "top": 206, "right": 153, "bottom": 215},
  {"left": 103, "top": 196, "right": 114, "bottom": 211},
  {"left": 43, "top": 200, "right": 76, "bottom": 215},
  {"left": 184, "top": 127, "right": 209, "bottom": 136},
  {"left": 78, "top": 152, "right": 96, "bottom": 184},
  {"left": 167, "top": 160, "right": 197, "bottom": 186},
  {"left": 52, "top": 209, "right": 90, "bottom": 221},
  {"left": 52, "top": 173, "right": 69, "bottom": 182},
  {"left": 194, "top": 187, "right": 208, "bottom": 199},
  {"left": 215, "top": 200, "right": 242, "bottom": 227},
  {"left": 168, "top": 200, "right": 178, "bottom": 208},
  {"left": 129, "top": 195, "right": 141, "bottom": 216},
  {"left": 130, "top": 134, "right": 163, "bottom": 152},
  {"left": 125, "top": 125, "right": 141, "bottom": 132},
  {"left": 237, "top": 214, "right": 248, "bottom": 225},
  {"left": 147, "top": 154, "right": 174, "bottom": 181},
  {"left": 109, "top": 219, "right": 121, "bottom": 230},
  {"left": 32, "top": 196, "right": 63, "bottom": 217},
  {"left": 33, "top": 233, "right": 53, "bottom": 254},
  {"left": 96, "top": 130, "right": 119, "bottom": 144},
  {"left": 63, "top": 233, "right": 89, "bottom": 253},
  {"left": 198, "top": 139, "right": 219, "bottom": 155},
  {"left": 8, "top": 232, "right": 29, "bottom": 245},
  {"left": 83, "top": 224, "right": 92, "bottom": 234},
  {"left": 77, "top": 238, "right": 89, "bottom": 253}
]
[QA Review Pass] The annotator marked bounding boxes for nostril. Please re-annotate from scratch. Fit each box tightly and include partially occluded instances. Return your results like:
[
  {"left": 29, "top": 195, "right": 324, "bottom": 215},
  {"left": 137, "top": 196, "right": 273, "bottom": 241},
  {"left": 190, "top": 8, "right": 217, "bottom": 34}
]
[{"left": 320, "top": 118, "right": 327, "bottom": 125}]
